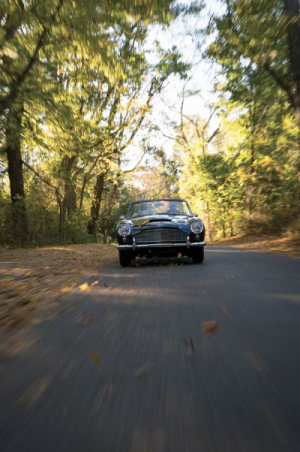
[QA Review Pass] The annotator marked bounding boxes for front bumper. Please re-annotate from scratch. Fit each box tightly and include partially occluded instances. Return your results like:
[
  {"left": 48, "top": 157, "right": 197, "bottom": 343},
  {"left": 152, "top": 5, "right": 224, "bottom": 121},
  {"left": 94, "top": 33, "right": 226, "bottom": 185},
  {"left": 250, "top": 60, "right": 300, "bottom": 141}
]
[{"left": 117, "top": 237, "right": 206, "bottom": 250}]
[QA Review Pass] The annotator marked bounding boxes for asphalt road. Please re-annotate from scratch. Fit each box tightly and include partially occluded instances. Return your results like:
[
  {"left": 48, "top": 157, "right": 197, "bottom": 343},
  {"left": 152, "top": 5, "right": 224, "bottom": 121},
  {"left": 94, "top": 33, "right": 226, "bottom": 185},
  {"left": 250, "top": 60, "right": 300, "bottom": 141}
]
[{"left": 1, "top": 246, "right": 300, "bottom": 452}]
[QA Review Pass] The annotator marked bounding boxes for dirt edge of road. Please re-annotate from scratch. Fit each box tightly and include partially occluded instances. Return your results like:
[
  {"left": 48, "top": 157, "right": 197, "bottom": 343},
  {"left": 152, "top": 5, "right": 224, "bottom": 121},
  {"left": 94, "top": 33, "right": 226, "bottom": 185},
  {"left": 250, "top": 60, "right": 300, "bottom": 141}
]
[
  {"left": 209, "top": 234, "right": 300, "bottom": 259},
  {"left": 0, "top": 244, "right": 118, "bottom": 335}
]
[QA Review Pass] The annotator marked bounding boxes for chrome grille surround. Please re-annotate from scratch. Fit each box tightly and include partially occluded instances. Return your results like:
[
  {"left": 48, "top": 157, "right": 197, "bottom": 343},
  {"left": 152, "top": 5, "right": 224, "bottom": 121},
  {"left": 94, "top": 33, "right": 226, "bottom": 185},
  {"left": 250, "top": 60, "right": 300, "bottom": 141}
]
[{"left": 135, "top": 228, "right": 188, "bottom": 243}]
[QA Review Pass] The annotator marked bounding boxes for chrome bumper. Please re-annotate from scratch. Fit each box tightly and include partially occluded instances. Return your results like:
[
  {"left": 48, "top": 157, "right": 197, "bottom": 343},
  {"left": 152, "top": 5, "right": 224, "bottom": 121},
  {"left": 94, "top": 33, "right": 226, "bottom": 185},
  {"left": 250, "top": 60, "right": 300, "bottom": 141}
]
[{"left": 117, "top": 240, "right": 206, "bottom": 250}]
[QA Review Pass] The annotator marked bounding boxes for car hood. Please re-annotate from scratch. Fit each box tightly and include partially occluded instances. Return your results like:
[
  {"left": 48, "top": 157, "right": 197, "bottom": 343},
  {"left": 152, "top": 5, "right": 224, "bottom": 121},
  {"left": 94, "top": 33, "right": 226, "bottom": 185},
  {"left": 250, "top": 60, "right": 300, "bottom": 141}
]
[{"left": 118, "top": 214, "right": 200, "bottom": 232}]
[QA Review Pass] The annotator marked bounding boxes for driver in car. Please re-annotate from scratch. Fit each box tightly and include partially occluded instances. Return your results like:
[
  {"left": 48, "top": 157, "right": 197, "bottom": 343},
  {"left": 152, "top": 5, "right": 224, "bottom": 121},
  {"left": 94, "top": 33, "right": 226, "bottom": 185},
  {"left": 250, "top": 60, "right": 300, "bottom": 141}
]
[{"left": 168, "top": 201, "right": 181, "bottom": 214}]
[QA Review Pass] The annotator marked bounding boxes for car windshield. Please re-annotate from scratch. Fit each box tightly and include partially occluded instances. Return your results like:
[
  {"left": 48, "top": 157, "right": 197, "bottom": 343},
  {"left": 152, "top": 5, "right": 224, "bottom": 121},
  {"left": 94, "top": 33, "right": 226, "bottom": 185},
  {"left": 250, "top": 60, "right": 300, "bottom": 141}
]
[{"left": 128, "top": 200, "right": 192, "bottom": 218}]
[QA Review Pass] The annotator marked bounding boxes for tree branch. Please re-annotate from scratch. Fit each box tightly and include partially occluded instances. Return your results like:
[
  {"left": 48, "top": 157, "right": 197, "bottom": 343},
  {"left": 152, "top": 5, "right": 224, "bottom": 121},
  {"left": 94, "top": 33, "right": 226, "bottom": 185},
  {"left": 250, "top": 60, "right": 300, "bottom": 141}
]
[
  {"left": 0, "top": 0, "right": 65, "bottom": 114},
  {"left": 21, "top": 159, "right": 62, "bottom": 197}
]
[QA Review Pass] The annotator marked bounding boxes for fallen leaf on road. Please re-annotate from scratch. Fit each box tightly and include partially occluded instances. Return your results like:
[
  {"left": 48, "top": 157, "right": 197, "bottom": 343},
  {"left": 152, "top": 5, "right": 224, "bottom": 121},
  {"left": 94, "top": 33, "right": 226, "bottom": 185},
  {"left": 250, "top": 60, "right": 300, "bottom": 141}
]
[
  {"left": 134, "top": 362, "right": 153, "bottom": 377},
  {"left": 89, "top": 351, "right": 101, "bottom": 364},
  {"left": 147, "top": 314, "right": 154, "bottom": 322},
  {"left": 1, "top": 277, "right": 14, "bottom": 283},
  {"left": 201, "top": 284, "right": 205, "bottom": 288},
  {"left": 61, "top": 287, "right": 69, "bottom": 293},
  {"left": 79, "top": 283, "right": 91, "bottom": 292},
  {"left": 128, "top": 289, "right": 133, "bottom": 294},
  {"left": 76, "top": 312, "right": 91, "bottom": 325},
  {"left": 96, "top": 270, "right": 99, "bottom": 274},
  {"left": 219, "top": 306, "right": 230, "bottom": 314},
  {"left": 182, "top": 338, "right": 195, "bottom": 356},
  {"left": 104, "top": 284, "right": 109, "bottom": 289},
  {"left": 92, "top": 281, "right": 99, "bottom": 285},
  {"left": 82, "top": 316, "right": 91, "bottom": 325},
  {"left": 201, "top": 321, "right": 218, "bottom": 336}
]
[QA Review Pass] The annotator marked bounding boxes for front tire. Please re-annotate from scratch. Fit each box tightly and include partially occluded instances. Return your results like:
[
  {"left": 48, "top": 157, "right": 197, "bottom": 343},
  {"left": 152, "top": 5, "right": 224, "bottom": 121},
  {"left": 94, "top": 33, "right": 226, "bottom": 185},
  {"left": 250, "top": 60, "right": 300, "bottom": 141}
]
[
  {"left": 192, "top": 247, "right": 204, "bottom": 264},
  {"left": 119, "top": 250, "right": 131, "bottom": 267}
]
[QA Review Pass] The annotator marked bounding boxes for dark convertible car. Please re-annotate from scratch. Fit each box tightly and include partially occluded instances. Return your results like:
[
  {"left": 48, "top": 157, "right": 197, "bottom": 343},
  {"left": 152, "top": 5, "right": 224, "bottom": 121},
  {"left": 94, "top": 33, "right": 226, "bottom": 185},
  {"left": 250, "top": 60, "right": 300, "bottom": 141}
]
[{"left": 116, "top": 199, "right": 206, "bottom": 267}]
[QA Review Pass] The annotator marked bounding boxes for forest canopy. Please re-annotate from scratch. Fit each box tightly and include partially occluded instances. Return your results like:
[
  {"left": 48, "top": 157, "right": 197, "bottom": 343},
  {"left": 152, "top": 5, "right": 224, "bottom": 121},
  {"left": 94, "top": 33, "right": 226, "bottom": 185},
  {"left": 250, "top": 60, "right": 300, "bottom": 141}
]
[{"left": 0, "top": 0, "right": 299, "bottom": 246}]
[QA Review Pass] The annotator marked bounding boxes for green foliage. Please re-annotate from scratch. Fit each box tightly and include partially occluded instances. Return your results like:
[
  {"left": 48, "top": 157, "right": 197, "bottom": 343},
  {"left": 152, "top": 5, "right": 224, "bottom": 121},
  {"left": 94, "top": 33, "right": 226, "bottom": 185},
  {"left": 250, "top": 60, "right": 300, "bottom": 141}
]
[{"left": 0, "top": 0, "right": 193, "bottom": 247}]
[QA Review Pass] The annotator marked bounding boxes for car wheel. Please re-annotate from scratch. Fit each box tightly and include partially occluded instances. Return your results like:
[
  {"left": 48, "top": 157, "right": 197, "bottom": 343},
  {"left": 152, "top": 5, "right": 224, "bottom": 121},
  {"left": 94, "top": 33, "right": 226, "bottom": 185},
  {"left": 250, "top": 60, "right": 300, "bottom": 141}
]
[
  {"left": 119, "top": 250, "right": 131, "bottom": 267},
  {"left": 192, "top": 247, "right": 204, "bottom": 264}
]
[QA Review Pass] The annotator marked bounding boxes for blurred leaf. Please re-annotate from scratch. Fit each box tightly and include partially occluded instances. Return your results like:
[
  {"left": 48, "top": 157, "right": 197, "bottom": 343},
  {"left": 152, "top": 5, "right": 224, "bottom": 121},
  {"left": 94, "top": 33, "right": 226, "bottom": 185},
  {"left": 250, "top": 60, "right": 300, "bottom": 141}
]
[
  {"left": 61, "top": 287, "right": 69, "bottom": 292},
  {"left": 219, "top": 306, "right": 230, "bottom": 314},
  {"left": 89, "top": 351, "right": 101, "bottom": 364},
  {"left": 201, "top": 321, "right": 218, "bottom": 336},
  {"left": 79, "top": 283, "right": 91, "bottom": 291},
  {"left": 1, "top": 277, "right": 14, "bottom": 283},
  {"left": 182, "top": 338, "right": 195, "bottom": 356},
  {"left": 134, "top": 362, "right": 153, "bottom": 376}
]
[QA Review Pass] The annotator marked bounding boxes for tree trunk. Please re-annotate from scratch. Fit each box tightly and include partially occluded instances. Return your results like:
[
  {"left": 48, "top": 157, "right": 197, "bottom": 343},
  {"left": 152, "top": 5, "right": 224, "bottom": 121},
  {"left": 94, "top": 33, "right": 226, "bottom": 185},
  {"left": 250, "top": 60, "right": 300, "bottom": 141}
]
[
  {"left": 79, "top": 175, "right": 88, "bottom": 211},
  {"left": 103, "top": 183, "right": 118, "bottom": 244},
  {"left": 57, "top": 198, "right": 64, "bottom": 233},
  {"left": 6, "top": 108, "right": 28, "bottom": 242},
  {"left": 222, "top": 223, "right": 226, "bottom": 239},
  {"left": 87, "top": 174, "right": 105, "bottom": 236},
  {"left": 56, "top": 156, "right": 77, "bottom": 229},
  {"left": 284, "top": 0, "right": 300, "bottom": 132},
  {"left": 67, "top": 180, "right": 77, "bottom": 218}
]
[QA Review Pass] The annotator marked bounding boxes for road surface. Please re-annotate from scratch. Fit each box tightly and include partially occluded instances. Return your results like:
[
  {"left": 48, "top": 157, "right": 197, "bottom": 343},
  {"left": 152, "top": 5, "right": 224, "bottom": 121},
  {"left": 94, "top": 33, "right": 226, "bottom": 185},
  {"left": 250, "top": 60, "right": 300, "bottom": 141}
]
[{"left": 1, "top": 246, "right": 300, "bottom": 452}]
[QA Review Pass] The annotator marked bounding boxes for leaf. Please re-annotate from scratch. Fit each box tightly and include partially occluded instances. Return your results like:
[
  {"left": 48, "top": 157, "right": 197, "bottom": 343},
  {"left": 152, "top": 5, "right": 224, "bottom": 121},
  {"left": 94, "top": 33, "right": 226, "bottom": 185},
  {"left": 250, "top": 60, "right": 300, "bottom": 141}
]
[
  {"left": 219, "top": 306, "right": 230, "bottom": 314},
  {"left": 61, "top": 287, "right": 69, "bottom": 292},
  {"left": 182, "top": 338, "right": 195, "bottom": 356},
  {"left": 89, "top": 351, "right": 101, "bottom": 364},
  {"left": 104, "top": 284, "right": 109, "bottom": 289},
  {"left": 201, "top": 321, "right": 218, "bottom": 336},
  {"left": 79, "top": 283, "right": 91, "bottom": 291},
  {"left": 92, "top": 281, "right": 99, "bottom": 285},
  {"left": 134, "top": 362, "right": 153, "bottom": 377},
  {"left": 0, "top": 277, "right": 14, "bottom": 283},
  {"left": 147, "top": 314, "right": 154, "bottom": 322}
]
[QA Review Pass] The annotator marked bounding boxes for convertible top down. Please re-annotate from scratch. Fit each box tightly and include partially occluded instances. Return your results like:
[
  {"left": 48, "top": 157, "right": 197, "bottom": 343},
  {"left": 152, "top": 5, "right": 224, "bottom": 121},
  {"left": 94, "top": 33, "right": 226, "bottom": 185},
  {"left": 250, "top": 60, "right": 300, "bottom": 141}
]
[{"left": 116, "top": 199, "right": 206, "bottom": 267}]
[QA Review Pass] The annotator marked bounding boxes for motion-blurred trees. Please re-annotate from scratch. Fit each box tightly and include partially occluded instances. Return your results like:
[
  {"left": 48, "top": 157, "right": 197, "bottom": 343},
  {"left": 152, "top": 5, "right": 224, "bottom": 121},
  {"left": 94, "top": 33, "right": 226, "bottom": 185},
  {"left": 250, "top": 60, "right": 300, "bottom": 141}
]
[
  {"left": 167, "top": 0, "right": 300, "bottom": 240},
  {"left": 0, "top": 0, "right": 190, "bottom": 246}
]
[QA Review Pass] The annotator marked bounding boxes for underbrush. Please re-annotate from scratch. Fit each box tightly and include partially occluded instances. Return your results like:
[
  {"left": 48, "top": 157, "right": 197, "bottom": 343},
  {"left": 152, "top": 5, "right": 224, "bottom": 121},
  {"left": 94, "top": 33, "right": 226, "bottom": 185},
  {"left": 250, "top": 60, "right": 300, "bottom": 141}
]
[{"left": 0, "top": 196, "right": 95, "bottom": 248}]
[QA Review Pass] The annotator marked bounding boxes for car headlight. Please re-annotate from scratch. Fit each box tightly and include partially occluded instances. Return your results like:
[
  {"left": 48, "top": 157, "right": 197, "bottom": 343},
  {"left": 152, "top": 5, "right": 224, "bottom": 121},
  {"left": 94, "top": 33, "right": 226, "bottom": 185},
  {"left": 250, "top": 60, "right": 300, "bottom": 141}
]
[
  {"left": 118, "top": 224, "right": 131, "bottom": 236},
  {"left": 190, "top": 221, "right": 203, "bottom": 234}
]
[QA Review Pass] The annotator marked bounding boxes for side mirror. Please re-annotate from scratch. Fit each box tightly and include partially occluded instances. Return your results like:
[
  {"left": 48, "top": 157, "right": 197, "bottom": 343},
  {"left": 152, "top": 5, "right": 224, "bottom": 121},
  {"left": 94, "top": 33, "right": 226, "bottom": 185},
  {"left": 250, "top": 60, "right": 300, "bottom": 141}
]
[
  {"left": 194, "top": 213, "right": 198, "bottom": 217},
  {"left": 120, "top": 215, "right": 125, "bottom": 220}
]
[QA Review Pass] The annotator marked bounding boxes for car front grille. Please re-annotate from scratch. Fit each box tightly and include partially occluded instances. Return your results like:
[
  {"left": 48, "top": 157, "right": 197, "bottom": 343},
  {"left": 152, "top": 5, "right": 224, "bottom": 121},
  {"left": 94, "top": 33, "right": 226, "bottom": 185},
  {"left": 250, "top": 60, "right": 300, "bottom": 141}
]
[{"left": 135, "top": 228, "right": 188, "bottom": 243}]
